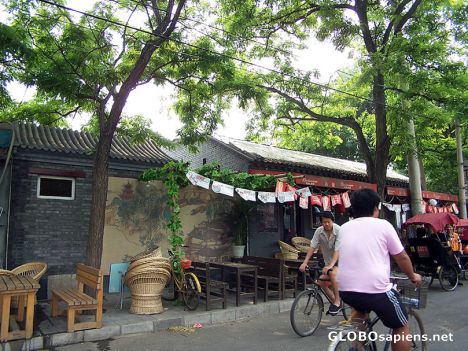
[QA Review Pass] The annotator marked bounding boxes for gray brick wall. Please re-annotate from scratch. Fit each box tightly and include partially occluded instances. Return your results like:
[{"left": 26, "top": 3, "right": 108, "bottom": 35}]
[
  {"left": 8, "top": 158, "right": 93, "bottom": 275},
  {"left": 7, "top": 153, "right": 157, "bottom": 276},
  {"left": 165, "top": 138, "right": 250, "bottom": 172}
]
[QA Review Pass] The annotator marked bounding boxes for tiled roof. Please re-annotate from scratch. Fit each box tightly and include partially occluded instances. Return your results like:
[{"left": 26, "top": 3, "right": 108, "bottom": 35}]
[
  {"left": 9, "top": 122, "right": 172, "bottom": 164},
  {"left": 215, "top": 136, "right": 409, "bottom": 183}
]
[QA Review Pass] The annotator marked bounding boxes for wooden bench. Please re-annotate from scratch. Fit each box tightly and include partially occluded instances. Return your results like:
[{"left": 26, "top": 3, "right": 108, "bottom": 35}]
[
  {"left": 51, "top": 263, "right": 103, "bottom": 332},
  {"left": 191, "top": 262, "right": 228, "bottom": 311},
  {"left": 241, "top": 256, "right": 292, "bottom": 302}
]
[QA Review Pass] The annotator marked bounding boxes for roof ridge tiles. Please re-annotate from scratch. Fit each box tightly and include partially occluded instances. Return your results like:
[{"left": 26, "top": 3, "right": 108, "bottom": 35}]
[{"left": 9, "top": 122, "right": 172, "bottom": 164}]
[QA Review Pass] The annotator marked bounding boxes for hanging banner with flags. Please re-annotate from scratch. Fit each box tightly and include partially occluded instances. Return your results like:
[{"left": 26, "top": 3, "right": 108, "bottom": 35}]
[
  {"left": 186, "top": 171, "right": 211, "bottom": 189},
  {"left": 310, "top": 194, "right": 322, "bottom": 206},
  {"left": 235, "top": 188, "right": 256, "bottom": 201},
  {"left": 331, "top": 194, "right": 342, "bottom": 206},
  {"left": 296, "top": 187, "right": 311, "bottom": 198},
  {"left": 211, "top": 181, "right": 234, "bottom": 197},
  {"left": 258, "top": 192, "right": 276, "bottom": 203},
  {"left": 299, "top": 196, "right": 309, "bottom": 209},
  {"left": 277, "top": 191, "right": 296, "bottom": 203},
  {"left": 341, "top": 192, "right": 351, "bottom": 208}
]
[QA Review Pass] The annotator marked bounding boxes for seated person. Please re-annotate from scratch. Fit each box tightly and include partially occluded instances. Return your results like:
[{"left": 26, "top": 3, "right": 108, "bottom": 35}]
[{"left": 299, "top": 211, "right": 341, "bottom": 315}]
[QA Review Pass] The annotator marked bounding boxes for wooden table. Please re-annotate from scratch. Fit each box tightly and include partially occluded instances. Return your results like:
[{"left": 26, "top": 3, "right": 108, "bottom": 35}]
[
  {"left": 0, "top": 275, "right": 40, "bottom": 341},
  {"left": 210, "top": 262, "right": 258, "bottom": 307}
]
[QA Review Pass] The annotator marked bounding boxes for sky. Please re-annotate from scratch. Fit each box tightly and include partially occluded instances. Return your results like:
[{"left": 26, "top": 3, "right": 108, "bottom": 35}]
[{"left": 5, "top": 0, "right": 354, "bottom": 140}]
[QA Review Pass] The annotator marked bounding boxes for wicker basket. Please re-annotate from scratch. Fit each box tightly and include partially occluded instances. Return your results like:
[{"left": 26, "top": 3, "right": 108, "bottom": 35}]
[
  {"left": 130, "top": 247, "right": 162, "bottom": 262},
  {"left": 291, "top": 237, "right": 311, "bottom": 253},
  {"left": 278, "top": 241, "right": 299, "bottom": 260},
  {"left": 127, "top": 257, "right": 171, "bottom": 274},
  {"left": 125, "top": 268, "right": 171, "bottom": 314}
]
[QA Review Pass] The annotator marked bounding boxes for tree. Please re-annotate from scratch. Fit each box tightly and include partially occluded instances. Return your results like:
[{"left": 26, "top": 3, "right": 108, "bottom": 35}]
[
  {"left": 178, "top": 0, "right": 466, "bottom": 197},
  {"left": 1, "top": 0, "right": 234, "bottom": 268}
]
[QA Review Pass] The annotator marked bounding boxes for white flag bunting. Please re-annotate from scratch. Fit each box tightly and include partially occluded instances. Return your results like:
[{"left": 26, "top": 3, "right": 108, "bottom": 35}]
[
  {"left": 186, "top": 171, "right": 211, "bottom": 189},
  {"left": 258, "top": 192, "right": 276, "bottom": 203},
  {"left": 235, "top": 188, "right": 256, "bottom": 201},
  {"left": 277, "top": 191, "right": 296, "bottom": 203},
  {"left": 296, "top": 187, "right": 311, "bottom": 198},
  {"left": 211, "top": 181, "right": 234, "bottom": 197}
]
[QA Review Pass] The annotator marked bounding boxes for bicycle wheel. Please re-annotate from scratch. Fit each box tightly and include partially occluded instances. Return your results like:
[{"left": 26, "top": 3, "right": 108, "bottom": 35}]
[
  {"left": 182, "top": 272, "right": 200, "bottom": 310},
  {"left": 407, "top": 309, "right": 427, "bottom": 351},
  {"left": 161, "top": 277, "right": 178, "bottom": 301},
  {"left": 438, "top": 265, "right": 458, "bottom": 291},
  {"left": 290, "top": 289, "right": 323, "bottom": 337}
]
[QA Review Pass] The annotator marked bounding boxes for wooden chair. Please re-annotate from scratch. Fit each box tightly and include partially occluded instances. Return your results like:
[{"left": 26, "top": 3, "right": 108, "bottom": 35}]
[
  {"left": 191, "top": 262, "right": 228, "bottom": 311},
  {"left": 241, "top": 256, "right": 284, "bottom": 302},
  {"left": 51, "top": 263, "right": 103, "bottom": 332}
]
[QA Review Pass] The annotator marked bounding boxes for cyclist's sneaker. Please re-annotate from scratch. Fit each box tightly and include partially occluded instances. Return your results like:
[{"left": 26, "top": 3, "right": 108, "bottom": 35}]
[{"left": 327, "top": 303, "right": 342, "bottom": 315}]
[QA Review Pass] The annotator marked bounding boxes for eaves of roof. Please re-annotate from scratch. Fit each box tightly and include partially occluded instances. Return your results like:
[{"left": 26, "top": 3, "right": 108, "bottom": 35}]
[{"left": 6, "top": 122, "right": 173, "bottom": 165}]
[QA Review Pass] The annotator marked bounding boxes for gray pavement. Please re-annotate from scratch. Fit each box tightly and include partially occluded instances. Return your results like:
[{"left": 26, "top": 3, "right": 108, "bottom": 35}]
[{"left": 50, "top": 283, "right": 468, "bottom": 351}]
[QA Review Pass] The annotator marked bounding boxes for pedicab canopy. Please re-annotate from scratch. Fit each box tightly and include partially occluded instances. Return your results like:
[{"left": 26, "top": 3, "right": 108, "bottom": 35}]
[{"left": 402, "top": 213, "right": 461, "bottom": 233}]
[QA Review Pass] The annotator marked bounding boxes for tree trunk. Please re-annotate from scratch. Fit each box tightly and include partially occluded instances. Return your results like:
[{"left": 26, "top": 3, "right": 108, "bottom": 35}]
[
  {"left": 86, "top": 129, "right": 113, "bottom": 268},
  {"left": 372, "top": 72, "right": 391, "bottom": 199}
]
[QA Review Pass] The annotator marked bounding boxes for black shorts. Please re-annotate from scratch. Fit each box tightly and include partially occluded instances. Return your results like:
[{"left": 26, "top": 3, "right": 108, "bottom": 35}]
[{"left": 340, "top": 289, "right": 408, "bottom": 329}]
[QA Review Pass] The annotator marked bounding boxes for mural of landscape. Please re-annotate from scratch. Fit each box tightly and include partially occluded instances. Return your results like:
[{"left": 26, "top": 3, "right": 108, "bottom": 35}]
[{"left": 101, "top": 178, "right": 239, "bottom": 273}]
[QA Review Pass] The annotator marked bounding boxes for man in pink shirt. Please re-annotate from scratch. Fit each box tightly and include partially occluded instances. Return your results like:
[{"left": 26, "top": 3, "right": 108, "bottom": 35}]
[{"left": 337, "top": 189, "right": 422, "bottom": 351}]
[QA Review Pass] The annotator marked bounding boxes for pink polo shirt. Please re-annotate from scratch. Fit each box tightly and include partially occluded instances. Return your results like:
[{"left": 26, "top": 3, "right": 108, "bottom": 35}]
[{"left": 337, "top": 217, "right": 404, "bottom": 293}]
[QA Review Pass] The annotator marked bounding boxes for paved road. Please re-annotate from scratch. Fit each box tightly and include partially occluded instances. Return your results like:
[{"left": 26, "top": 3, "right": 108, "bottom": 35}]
[{"left": 53, "top": 283, "right": 468, "bottom": 351}]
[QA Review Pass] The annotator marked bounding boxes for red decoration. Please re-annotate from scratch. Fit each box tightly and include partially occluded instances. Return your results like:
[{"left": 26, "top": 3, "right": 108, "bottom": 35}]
[
  {"left": 341, "top": 192, "right": 351, "bottom": 208},
  {"left": 310, "top": 194, "right": 322, "bottom": 206},
  {"left": 331, "top": 194, "right": 342, "bottom": 206}
]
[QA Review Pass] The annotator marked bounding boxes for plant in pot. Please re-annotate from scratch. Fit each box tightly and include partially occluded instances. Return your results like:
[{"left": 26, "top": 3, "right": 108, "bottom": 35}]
[
  {"left": 232, "top": 201, "right": 253, "bottom": 258},
  {"left": 232, "top": 218, "right": 247, "bottom": 258}
]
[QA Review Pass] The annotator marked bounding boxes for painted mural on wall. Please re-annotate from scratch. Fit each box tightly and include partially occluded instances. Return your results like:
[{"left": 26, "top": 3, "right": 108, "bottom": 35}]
[
  {"left": 102, "top": 178, "right": 169, "bottom": 273},
  {"left": 101, "top": 178, "right": 238, "bottom": 273},
  {"left": 179, "top": 186, "right": 239, "bottom": 263}
]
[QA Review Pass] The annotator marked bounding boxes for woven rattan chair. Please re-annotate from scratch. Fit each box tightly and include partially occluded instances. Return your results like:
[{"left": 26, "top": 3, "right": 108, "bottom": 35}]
[
  {"left": 291, "top": 237, "right": 311, "bottom": 253},
  {"left": 0, "top": 269, "right": 16, "bottom": 276},
  {"left": 11, "top": 262, "right": 47, "bottom": 281},
  {"left": 10, "top": 262, "right": 47, "bottom": 307}
]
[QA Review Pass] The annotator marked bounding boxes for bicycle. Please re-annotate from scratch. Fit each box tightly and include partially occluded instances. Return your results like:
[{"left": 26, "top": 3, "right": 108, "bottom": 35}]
[
  {"left": 290, "top": 265, "right": 350, "bottom": 337},
  {"left": 327, "top": 276, "right": 428, "bottom": 351},
  {"left": 162, "top": 252, "right": 202, "bottom": 311}
]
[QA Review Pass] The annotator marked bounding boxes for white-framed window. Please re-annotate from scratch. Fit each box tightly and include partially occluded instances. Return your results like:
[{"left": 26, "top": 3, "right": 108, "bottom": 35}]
[{"left": 37, "top": 176, "right": 75, "bottom": 200}]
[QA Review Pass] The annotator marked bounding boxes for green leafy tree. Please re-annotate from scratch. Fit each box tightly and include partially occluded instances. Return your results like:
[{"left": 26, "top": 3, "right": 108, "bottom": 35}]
[
  {"left": 176, "top": 0, "right": 466, "bottom": 197},
  {"left": 1, "top": 0, "right": 235, "bottom": 268}
]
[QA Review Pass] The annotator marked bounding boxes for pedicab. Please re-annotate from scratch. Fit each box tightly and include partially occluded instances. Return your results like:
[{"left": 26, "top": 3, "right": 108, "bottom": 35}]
[{"left": 402, "top": 213, "right": 462, "bottom": 291}]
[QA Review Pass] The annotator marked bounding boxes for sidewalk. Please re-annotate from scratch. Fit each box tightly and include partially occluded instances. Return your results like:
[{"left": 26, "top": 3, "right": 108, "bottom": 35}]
[{"left": 3, "top": 293, "right": 295, "bottom": 351}]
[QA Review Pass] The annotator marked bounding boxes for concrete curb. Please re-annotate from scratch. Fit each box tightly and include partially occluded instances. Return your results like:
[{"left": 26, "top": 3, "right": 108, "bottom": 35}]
[{"left": 2, "top": 299, "right": 294, "bottom": 350}]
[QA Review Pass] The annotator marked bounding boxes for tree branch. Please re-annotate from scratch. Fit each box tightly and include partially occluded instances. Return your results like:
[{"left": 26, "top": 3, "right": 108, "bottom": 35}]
[
  {"left": 355, "top": 0, "right": 376, "bottom": 53},
  {"left": 393, "top": 0, "right": 423, "bottom": 34},
  {"left": 381, "top": 0, "right": 412, "bottom": 46}
]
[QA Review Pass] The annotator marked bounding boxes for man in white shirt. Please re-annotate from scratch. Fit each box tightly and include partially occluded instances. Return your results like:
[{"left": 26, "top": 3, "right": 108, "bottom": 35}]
[{"left": 299, "top": 211, "right": 341, "bottom": 315}]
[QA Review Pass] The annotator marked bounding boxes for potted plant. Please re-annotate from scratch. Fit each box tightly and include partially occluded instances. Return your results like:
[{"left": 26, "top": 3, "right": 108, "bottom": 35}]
[{"left": 232, "top": 201, "right": 253, "bottom": 258}]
